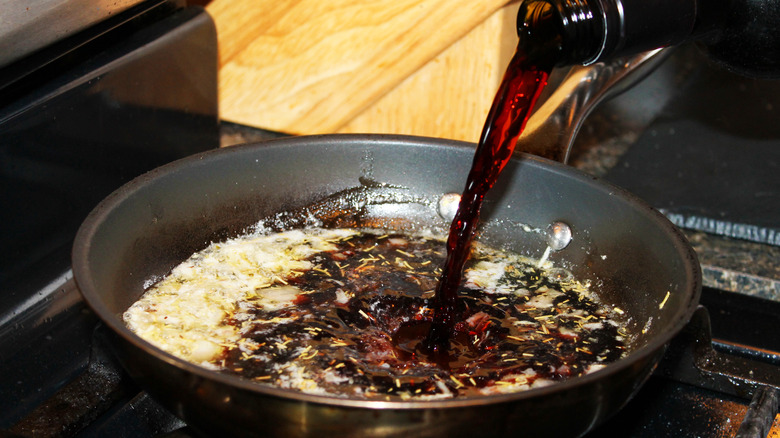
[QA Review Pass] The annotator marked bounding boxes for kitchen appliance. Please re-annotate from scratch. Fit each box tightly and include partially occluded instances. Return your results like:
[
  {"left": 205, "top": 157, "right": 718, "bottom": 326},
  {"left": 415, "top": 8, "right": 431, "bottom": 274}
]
[
  {"left": 0, "top": 0, "right": 218, "bottom": 434},
  {"left": 0, "top": 1, "right": 778, "bottom": 432}
]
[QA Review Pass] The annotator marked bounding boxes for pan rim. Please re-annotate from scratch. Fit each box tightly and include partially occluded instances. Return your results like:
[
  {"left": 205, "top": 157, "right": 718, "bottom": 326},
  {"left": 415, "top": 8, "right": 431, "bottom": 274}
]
[{"left": 72, "top": 133, "right": 702, "bottom": 411}]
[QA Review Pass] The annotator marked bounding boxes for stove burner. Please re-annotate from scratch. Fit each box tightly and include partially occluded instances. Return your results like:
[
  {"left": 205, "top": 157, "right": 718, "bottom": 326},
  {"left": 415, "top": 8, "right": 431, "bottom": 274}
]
[
  {"left": 0, "top": 6, "right": 778, "bottom": 436},
  {"left": 2, "top": 285, "right": 777, "bottom": 437}
]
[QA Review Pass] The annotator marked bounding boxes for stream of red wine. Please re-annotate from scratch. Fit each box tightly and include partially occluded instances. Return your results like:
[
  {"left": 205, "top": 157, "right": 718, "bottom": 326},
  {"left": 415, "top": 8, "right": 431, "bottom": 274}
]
[{"left": 394, "top": 41, "right": 559, "bottom": 365}]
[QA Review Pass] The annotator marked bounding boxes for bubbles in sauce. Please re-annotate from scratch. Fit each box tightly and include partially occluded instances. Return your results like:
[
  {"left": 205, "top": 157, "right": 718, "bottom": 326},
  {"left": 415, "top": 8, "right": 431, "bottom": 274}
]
[{"left": 125, "top": 228, "right": 627, "bottom": 400}]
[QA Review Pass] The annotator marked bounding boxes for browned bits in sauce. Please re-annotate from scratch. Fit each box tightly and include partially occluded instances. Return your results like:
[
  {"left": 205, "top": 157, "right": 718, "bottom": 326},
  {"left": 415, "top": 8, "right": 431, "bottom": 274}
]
[{"left": 218, "top": 230, "right": 626, "bottom": 400}]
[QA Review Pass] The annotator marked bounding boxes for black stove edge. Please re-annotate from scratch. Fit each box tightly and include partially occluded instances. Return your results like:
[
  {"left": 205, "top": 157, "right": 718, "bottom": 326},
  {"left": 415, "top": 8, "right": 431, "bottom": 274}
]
[{"left": 657, "top": 306, "right": 780, "bottom": 399}]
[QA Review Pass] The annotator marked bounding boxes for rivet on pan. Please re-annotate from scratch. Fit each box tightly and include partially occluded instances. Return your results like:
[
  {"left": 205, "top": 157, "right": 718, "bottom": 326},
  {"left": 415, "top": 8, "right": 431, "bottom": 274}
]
[
  {"left": 546, "top": 221, "right": 572, "bottom": 251},
  {"left": 537, "top": 222, "right": 572, "bottom": 268},
  {"left": 438, "top": 193, "right": 461, "bottom": 222}
]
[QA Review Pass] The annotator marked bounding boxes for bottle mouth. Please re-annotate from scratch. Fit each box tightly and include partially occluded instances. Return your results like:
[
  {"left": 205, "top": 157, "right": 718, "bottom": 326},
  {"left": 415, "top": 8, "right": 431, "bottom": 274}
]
[
  {"left": 516, "top": 0, "right": 564, "bottom": 64},
  {"left": 517, "top": 0, "right": 607, "bottom": 66},
  {"left": 591, "top": 0, "right": 698, "bottom": 62}
]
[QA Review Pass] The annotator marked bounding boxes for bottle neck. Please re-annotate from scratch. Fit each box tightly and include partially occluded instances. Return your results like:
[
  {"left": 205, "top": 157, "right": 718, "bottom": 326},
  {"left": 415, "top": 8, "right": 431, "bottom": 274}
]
[
  {"left": 518, "top": 0, "right": 780, "bottom": 78},
  {"left": 518, "top": 0, "right": 702, "bottom": 66},
  {"left": 599, "top": 0, "right": 699, "bottom": 61}
]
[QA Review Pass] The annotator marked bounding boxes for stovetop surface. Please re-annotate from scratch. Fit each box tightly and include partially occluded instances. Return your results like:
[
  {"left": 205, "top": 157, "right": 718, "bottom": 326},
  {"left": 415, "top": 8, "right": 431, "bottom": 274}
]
[
  {"left": 1, "top": 276, "right": 777, "bottom": 437},
  {"left": 605, "top": 57, "right": 780, "bottom": 247},
  {"left": 1, "top": 18, "right": 779, "bottom": 436}
]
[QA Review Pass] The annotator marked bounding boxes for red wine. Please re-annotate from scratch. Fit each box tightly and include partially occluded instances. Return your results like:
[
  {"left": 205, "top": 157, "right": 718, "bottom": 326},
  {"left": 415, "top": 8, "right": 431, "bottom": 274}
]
[
  {"left": 204, "top": 230, "right": 626, "bottom": 399},
  {"left": 398, "top": 41, "right": 560, "bottom": 361},
  {"left": 394, "top": 0, "right": 567, "bottom": 363}
]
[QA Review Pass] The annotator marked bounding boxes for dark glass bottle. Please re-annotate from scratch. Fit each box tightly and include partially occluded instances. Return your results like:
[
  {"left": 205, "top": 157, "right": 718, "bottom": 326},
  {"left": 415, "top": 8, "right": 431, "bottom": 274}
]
[{"left": 517, "top": 0, "right": 780, "bottom": 78}]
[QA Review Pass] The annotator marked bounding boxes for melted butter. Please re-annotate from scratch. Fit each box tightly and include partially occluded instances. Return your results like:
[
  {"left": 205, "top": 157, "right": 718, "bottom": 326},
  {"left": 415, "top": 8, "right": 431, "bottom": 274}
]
[
  {"left": 124, "top": 228, "right": 627, "bottom": 399},
  {"left": 124, "top": 228, "right": 359, "bottom": 366}
]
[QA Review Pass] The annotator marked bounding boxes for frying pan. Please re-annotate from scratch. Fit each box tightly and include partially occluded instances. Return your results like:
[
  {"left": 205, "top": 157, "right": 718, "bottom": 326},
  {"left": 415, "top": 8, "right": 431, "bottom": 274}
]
[{"left": 72, "top": 133, "right": 700, "bottom": 437}]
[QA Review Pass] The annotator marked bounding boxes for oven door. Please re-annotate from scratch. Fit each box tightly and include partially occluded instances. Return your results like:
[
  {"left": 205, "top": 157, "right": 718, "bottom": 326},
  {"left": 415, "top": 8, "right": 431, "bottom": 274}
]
[{"left": 0, "top": 2, "right": 218, "bottom": 428}]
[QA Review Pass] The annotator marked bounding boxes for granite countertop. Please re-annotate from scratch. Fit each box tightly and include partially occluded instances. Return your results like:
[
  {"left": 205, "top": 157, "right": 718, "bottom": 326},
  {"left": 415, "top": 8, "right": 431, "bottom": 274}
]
[
  {"left": 571, "top": 109, "right": 780, "bottom": 302},
  {"left": 217, "top": 45, "right": 780, "bottom": 303}
]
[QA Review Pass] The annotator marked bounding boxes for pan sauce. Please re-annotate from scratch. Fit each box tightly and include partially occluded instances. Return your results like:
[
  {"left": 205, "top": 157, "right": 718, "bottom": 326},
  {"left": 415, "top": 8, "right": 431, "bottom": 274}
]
[{"left": 124, "top": 227, "right": 627, "bottom": 400}]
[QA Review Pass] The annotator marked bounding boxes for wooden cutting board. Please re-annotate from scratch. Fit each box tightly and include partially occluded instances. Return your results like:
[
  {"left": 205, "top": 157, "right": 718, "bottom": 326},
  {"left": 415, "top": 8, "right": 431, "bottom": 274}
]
[{"left": 207, "top": 0, "right": 518, "bottom": 142}]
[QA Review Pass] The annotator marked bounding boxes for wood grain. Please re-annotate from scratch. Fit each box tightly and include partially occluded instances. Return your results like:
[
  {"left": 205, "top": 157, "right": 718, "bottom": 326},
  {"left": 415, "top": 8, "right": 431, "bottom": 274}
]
[
  {"left": 338, "top": 2, "right": 519, "bottom": 142},
  {"left": 208, "top": 0, "right": 516, "bottom": 136}
]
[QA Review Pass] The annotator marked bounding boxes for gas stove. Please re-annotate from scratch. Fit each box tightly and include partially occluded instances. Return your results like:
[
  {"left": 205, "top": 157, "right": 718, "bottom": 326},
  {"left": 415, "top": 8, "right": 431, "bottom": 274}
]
[
  {"left": 3, "top": 276, "right": 779, "bottom": 437},
  {"left": 1, "top": 3, "right": 778, "bottom": 435}
]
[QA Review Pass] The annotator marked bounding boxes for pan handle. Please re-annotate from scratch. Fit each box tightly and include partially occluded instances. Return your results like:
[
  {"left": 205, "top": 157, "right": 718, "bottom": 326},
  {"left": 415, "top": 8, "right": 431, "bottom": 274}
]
[
  {"left": 516, "top": 48, "right": 670, "bottom": 163},
  {"left": 657, "top": 306, "right": 780, "bottom": 436},
  {"left": 659, "top": 306, "right": 780, "bottom": 395}
]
